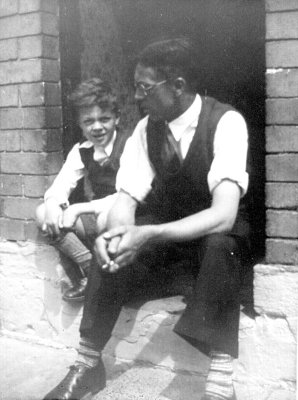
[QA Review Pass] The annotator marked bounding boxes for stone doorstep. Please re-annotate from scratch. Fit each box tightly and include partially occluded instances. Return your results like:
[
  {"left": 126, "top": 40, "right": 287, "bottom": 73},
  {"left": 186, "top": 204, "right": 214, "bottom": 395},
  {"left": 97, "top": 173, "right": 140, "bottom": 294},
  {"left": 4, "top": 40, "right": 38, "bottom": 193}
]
[
  {"left": 0, "top": 242, "right": 296, "bottom": 399},
  {"left": 1, "top": 295, "right": 296, "bottom": 400},
  {"left": 105, "top": 296, "right": 210, "bottom": 376},
  {"left": 0, "top": 297, "right": 249, "bottom": 400}
]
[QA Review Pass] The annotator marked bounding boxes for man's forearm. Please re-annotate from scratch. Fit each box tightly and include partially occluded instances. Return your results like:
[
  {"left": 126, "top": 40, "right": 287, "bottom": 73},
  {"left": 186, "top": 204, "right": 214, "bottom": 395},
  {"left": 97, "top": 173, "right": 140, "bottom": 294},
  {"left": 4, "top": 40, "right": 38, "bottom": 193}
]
[
  {"left": 145, "top": 180, "right": 241, "bottom": 243},
  {"left": 146, "top": 207, "right": 230, "bottom": 243},
  {"left": 106, "top": 191, "right": 138, "bottom": 230}
]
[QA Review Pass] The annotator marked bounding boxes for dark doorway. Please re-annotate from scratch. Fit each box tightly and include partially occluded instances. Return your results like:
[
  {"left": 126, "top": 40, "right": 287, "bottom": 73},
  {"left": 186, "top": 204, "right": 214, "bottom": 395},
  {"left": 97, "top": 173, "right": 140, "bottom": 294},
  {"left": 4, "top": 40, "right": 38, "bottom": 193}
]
[{"left": 59, "top": 0, "right": 266, "bottom": 258}]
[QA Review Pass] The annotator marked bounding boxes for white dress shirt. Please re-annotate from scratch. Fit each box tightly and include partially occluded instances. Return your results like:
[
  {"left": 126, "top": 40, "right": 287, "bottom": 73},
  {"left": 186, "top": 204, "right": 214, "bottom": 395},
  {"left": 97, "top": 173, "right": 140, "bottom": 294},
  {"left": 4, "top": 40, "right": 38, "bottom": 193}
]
[
  {"left": 116, "top": 95, "right": 249, "bottom": 202},
  {"left": 44, "top": 132, "right": 117, "bottom": 213}
]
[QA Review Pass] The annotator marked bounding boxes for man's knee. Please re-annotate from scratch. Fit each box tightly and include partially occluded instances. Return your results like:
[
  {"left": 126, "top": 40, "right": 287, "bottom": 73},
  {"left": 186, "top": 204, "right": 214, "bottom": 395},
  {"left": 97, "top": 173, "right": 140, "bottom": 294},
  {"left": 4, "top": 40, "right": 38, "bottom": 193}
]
[{"left": 201, "top": 233, "right": 238, "bottom": 255}]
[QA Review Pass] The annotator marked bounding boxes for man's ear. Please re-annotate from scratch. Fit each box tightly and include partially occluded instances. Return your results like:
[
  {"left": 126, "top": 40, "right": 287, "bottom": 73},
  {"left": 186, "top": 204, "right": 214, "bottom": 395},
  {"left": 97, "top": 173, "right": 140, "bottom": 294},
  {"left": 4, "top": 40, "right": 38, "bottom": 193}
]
[{"left": 174, "top": 77, "right": 186, "bottom": 95}]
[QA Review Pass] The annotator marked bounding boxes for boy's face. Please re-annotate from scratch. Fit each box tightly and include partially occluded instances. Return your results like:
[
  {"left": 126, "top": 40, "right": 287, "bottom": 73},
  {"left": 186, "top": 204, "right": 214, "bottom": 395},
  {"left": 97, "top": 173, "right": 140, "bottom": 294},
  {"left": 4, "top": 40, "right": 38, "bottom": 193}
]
[{"left": 78, "top": 105, "right": 119, "bottom": 147}]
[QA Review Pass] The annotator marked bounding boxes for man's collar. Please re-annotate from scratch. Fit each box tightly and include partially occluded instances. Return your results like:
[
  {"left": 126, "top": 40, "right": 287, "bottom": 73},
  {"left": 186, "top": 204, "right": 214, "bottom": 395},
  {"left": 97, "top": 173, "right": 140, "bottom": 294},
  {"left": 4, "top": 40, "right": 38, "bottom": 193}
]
[{"left": 168, "top": 94, "right": 201, "bottom": 141}]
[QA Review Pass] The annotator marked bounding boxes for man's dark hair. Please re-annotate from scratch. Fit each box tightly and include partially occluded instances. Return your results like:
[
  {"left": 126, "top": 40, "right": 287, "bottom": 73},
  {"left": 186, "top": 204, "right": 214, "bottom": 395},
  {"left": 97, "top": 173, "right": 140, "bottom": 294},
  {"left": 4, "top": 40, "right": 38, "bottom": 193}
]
[
  {"left": 69, "top": 78, "right": 120, "bottom": 115},
  {"left": 137, "top": 38, "right": 199, "bottom": 92}
]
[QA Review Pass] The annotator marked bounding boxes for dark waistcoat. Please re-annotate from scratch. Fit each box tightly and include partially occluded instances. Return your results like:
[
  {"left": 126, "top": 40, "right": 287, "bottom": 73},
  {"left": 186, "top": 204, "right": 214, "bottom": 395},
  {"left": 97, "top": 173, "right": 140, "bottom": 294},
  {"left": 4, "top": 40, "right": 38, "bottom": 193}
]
[
  {"left": 79, "top": 130, "right": 129, "bottom": 200},
  {"left": 146, "top": 96, "right": 250, "bottom": 238}
]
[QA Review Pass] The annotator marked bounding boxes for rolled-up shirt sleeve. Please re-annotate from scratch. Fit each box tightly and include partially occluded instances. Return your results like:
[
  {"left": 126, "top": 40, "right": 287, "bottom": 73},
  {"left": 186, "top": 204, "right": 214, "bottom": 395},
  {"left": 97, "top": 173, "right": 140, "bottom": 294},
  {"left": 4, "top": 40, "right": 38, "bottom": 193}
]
[
  {"left": 208, "top": 110, "right": 249, "bottom": 196},
  {"left": 116, "top": 117, "right": 156, "bottom": 202},
  {"left": 44, "top": 143, "right": 86, "bottom": 205}
]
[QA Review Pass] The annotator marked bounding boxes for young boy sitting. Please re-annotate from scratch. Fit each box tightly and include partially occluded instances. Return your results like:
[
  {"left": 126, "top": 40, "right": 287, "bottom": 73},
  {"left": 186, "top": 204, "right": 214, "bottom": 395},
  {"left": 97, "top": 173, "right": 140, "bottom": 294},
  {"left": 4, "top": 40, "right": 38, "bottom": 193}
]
[{"left": 36, "top": 78, "right": 129, "bottom": 302}]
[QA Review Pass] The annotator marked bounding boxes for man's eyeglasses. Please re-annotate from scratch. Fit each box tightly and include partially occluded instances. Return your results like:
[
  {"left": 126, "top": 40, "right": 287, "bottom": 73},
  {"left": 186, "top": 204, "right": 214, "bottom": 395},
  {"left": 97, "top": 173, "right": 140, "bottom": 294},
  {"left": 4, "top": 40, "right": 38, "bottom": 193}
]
[{"left": 134, "top": 80, "right": 167, "bottom": 97}]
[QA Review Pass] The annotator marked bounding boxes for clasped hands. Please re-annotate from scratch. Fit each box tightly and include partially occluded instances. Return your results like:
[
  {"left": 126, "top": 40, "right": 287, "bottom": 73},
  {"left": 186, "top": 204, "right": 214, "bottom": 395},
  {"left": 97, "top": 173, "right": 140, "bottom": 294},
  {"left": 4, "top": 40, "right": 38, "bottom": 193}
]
[{"left": 94, "top": 225, "right": 153, "bottom": 273}]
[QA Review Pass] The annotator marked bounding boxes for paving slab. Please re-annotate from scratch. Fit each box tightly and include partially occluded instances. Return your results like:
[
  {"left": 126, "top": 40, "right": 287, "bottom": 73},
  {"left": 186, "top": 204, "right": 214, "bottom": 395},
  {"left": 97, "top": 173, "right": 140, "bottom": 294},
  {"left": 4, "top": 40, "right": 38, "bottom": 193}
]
[
  {"left": 94, "top": 366, "right": 205, "bottom": 400},
  {"left": 0, "top": 336, "right": 76, "bottom": 400},
  {"left": 0, "top": 336, "right": 206, "bottom": 400}
]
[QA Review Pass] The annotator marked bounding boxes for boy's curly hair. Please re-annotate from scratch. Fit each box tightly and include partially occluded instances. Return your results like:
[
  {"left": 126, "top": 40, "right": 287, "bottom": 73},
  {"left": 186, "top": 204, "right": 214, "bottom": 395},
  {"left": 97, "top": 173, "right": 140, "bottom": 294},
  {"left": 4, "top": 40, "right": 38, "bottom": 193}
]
[{"left": 68, "top": 78, "right": 120, "bottom": 115}]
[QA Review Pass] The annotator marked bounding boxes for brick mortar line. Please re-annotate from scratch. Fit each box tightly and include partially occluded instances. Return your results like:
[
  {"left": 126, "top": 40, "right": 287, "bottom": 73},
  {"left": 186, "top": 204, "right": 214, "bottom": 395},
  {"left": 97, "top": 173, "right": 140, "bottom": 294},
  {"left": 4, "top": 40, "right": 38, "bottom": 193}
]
[
  {"left": 0, "top": 194, "right": 42, "bottom": 199},
  {"left": 266, "top": 237, "right": 298, "bottom": 241},
  {"left": 266, "top": 151, "right": 298, "bottom": 154},
  {"left": 266, "top": 124, "right": 298, "bottom": 126},
  {"left": 266, "top": 68, "right": 298, "bottom": 71},
  {"left": 0, "top": 10, "right": 59, "bottom": 21},
  {"left": 266, "top": 9, "right": 298, "bottom": 14},
  {"left": 0, "top": 172, "right": 60, "bottom": 176},
  {"left": 266, "top": 207, "right": 298, "bottom": 211},
  {"left": 266, "top": 124, "right": 298, "bottom": 127},
  {"left": 17, "top": 11, "right": 59, "bottom": 17},
  {"left": 0, "top": 79, "right": 61, "bottom": 84},
  {"left": 0, "top": 105, "right": 62, "bottom": 109},
  {"left": 0, "top": 33, "right": 59, "bottom": 42},
  {"left": 0, "top": 173, "right": 57, "bottom": 176},
  {"left": 266, "top": 38, "right": 298, "bottom": 42},
  {"left": 0, "top": 58, "right": 59, "bottom": 64},
  {"left": 266, "top": 96, "right": 298, "bottom": 99}
]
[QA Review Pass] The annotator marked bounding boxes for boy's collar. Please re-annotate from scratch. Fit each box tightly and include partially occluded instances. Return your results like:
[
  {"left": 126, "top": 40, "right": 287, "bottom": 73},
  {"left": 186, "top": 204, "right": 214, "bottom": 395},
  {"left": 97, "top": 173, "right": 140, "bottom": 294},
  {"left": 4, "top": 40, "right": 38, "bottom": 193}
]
[{"left": 79, "top": 130, "right": 117, "bottom": 151}]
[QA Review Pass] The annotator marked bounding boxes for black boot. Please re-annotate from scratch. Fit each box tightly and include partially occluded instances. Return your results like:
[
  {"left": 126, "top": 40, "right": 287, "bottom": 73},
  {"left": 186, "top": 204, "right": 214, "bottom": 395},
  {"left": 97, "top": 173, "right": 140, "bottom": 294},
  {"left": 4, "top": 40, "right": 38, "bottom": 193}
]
[
  {"left": 63, "top": 277, "right": 88, "bottom": 302},
  {"left": 43, "top": 360, "right": 106, "bottom": 400}
]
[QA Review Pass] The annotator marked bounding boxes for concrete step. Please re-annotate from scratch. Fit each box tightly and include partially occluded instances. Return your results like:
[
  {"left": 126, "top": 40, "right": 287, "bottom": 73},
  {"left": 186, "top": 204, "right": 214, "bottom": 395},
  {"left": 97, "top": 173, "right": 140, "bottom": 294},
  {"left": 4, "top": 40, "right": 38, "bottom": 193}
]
[
  {"left": 0, "top": 242, "right": 296, "bottom": 400},
  {"left": 0, "top": 335, "right": 205, "bottom": 400}
]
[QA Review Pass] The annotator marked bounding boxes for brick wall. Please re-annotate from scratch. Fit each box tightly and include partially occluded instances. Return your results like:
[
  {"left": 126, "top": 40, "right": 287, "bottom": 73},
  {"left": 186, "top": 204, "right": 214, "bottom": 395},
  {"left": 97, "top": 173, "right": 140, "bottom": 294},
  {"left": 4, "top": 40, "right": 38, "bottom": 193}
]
[
  {"left": 265, "top": 0, "right": 298, "bottom": 263},
  {"left": 246, "top": 1, "right": 298, "bottom": 397},
  {"left": 0, "top": 0, "right": 63, "bottom": 241}
]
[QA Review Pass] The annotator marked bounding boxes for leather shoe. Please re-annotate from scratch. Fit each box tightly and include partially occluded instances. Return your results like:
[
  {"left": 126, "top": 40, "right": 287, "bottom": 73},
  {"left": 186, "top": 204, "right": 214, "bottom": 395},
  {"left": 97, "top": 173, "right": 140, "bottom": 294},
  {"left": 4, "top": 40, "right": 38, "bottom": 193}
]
[
  {"left": 43, "top": 361, "right": 106, "bottom": 400},
  {"left": 62, "top": 277, "right": 88, "bottom": 302}
]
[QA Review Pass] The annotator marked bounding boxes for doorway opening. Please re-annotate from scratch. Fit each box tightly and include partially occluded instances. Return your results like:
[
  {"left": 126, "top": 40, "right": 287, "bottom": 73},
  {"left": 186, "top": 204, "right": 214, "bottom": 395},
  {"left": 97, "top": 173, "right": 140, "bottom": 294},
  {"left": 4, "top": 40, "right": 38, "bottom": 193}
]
[{"left": 59, "top": 0, "right": 266, "bottom": 259}]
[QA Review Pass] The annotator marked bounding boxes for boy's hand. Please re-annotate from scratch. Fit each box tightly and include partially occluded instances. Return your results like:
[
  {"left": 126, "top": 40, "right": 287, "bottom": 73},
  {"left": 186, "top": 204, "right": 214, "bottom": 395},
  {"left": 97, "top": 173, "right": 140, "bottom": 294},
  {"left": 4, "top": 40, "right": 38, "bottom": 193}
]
[
  {"left": 61, "top": 205, "right": 79, "bottom": 229},
  {"left": 42, "top": 198, "right": 63, "bottom": 238}
]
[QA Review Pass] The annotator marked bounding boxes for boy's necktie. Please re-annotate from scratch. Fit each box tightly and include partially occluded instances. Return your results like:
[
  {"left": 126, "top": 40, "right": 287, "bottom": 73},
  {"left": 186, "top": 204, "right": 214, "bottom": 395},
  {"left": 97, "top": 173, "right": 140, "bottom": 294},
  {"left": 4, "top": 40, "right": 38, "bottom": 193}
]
[{"left": 93, "top": 146, "right": 109, "bottom": 166}]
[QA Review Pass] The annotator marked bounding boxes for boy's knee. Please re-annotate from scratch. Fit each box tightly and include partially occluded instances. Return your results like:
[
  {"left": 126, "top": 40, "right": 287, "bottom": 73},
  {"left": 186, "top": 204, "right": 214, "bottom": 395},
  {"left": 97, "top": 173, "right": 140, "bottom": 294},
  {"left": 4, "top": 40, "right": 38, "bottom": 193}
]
[{"left": 35, "top": 203, "right": 46, "bottom": 227}]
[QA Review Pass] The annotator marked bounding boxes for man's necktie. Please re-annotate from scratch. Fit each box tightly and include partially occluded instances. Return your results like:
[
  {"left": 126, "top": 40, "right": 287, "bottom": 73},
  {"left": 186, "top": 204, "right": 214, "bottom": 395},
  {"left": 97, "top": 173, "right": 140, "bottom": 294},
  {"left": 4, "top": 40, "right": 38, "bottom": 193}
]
[{"left": 161, "top": 124, "right": 182, "bottom": 174}]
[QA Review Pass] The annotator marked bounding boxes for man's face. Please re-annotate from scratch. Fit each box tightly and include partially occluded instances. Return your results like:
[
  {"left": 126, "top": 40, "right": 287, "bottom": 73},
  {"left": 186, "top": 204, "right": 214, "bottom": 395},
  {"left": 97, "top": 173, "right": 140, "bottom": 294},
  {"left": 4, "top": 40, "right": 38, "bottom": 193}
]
[
  {"left": 78, "top": 105, "right": 119, "bottom": 147},
  {"left": 134, "top": 63, "right": 177, "bottom": 122}
]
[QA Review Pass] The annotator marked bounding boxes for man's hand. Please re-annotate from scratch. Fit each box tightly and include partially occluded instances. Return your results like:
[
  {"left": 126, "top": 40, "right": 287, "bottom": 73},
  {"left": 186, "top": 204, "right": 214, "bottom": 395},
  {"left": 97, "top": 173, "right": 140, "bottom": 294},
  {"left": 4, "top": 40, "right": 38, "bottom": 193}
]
[
  {"left": 94, "top": 234, "right": 122, "bottom": 272},
  {"left": 93, "top": 190, "right": 141, "bottom": 273},
  {"left": 104, "top": 225, "right": 154, "bottom": 270},
  {"left": 94, "top": 225, "right": 154, "bottom": 273},
  {"left": 42, "top": 198, "right": 63, "bottom": 238}
]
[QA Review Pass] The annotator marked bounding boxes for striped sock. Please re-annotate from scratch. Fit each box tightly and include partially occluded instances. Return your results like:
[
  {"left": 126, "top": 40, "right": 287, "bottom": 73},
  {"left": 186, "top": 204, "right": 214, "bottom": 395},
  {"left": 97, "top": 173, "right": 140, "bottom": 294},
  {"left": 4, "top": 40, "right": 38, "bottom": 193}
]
[
  {"left": 54, "top": 231, "right": 92, "bottom": 273},
  {"left": 75, "top": 337, "right": 102, "bottom": 368},
  {"left": 205, "top": 351, "right": 234, "bottom": 399}
]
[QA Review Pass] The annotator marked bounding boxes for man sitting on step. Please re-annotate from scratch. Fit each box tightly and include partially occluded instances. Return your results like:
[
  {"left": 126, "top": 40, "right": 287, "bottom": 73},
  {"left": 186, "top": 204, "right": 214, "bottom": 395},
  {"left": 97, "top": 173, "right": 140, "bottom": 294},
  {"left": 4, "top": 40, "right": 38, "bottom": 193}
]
[{"left": 43, "top": 38, "right": 252, "bottom": 400}]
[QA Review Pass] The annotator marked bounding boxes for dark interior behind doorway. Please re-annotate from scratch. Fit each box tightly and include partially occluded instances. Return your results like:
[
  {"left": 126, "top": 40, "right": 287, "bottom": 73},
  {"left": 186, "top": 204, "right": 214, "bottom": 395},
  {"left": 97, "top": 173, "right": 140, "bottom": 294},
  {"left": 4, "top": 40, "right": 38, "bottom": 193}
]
[{"left": 59, "top": 0, "right": 266, "bottom": 259}]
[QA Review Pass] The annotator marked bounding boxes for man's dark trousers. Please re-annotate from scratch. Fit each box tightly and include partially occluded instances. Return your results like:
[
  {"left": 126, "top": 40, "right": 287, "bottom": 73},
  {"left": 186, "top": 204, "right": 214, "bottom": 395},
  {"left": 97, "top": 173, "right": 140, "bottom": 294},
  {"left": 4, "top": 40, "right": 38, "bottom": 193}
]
[{"left": 79, "top": 222, "right": 251, "bottom": 359}]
